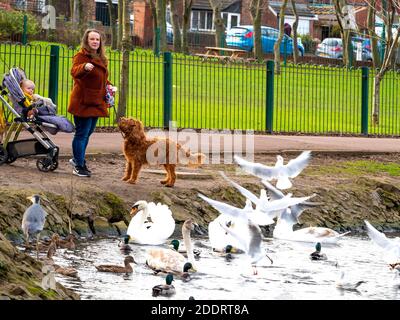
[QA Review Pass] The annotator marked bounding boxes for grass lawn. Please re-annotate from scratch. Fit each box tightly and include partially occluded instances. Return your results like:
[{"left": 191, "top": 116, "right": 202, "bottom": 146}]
[{"left": 1, "top": 42, "right": 399, "bottom": 135}]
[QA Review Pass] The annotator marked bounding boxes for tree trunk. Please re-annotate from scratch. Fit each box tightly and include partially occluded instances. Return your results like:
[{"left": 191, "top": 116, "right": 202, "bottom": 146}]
[
  {"left": 291, "top": 0, "right": 299, "bottom": 63},
  {"left": 182, "top": 0, "right": 193, "bottom": 54},
  {"left": 169, "top": 0, "right": 181, "bottom": 52},
  {"left": 107, "top": 0, "right": 118, "bottom": 50},
  {"left": 148, "top": 0, "right": 158, "bottom": 51},
  {"left": 367, "top": 0, "right": 380, "bottom": 68},
  {"left": 209, "top": 0, "right": 226, "bottom": 48},
  {"left": 72, "top": 0, "right": 80, "bottom": 25},
  {"left": 274, "top": 0, "right": 288, "bottom": 74},
  {"left": 372, "top": 75, "right": 382, "bottom": 126},
  {"left": 118, "top": 0, "right": 124, "bottom": 49},
  {"left": 249, "top": 0, "right": 263, "bottom": 60},
  {"left": 156, "top": 0, "right": 167, "bottom": 52},
  {"left": 117, "top": 0, "right": 132, "bottom": 121},
  {"left": 333, "top": 0, "right": 351, "bottom": 67}
]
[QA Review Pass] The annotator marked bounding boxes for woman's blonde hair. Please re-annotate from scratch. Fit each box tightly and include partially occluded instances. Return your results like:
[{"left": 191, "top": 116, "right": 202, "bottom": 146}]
[{"left": 81, "top": 29, "right": 108, "bottom": 66}]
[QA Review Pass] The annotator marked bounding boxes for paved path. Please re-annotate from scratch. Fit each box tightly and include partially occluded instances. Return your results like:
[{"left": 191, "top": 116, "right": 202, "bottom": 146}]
[{"left": 33, "top": 132, "right": 400, "bottom": 156}]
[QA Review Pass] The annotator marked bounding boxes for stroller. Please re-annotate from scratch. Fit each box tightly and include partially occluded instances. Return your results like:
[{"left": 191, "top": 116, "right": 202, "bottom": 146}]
[{"left": 0, "top": 68, "right": 72, "bottom": 172}]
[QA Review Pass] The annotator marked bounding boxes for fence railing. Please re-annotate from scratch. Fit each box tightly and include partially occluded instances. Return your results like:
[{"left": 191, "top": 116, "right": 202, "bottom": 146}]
[{"left": 1, "top": 42, "right": 400, "bottom": 137}]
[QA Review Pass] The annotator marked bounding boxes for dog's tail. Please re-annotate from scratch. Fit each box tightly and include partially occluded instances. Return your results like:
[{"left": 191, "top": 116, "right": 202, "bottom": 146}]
[{"left": 185, "top": 151, "right": 206, "bottom": 168}]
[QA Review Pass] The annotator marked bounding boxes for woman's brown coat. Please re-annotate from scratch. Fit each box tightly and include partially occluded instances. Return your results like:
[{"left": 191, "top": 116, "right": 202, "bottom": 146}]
[{"left": 68, "top": 48, "right": 110, "bottom": 118}]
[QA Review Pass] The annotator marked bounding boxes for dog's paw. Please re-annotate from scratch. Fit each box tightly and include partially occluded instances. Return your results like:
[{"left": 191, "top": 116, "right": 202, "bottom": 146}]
[
  {"left": 127, "top": 179, "right": 137, "bottom": 184},
  {"left": 165, "top": 183, "right": 174, "bottom": 188},
  {"left": 121, "top": 176, "right": 130, "bottom": 181},
  {"left": 160, "top": 180, "right": 168, "bottom": 185}
]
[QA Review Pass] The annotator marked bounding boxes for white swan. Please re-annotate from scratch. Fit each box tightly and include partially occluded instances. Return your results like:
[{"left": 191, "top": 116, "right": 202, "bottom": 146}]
[
  {"left": 127, "top": 200, "right": 175, "bottom": 245},
  {"left": 234, "top": 151, "right": 311, "bottom": 189},
  {"left": 146, "top": 219, "right": 197, "bottom": 279},
  {"left": 336, "top": 270, "right": 366, "bottom": 291}
]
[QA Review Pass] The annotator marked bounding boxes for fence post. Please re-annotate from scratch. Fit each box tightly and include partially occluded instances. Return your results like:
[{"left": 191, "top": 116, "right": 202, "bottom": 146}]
[
  {"left": 361, "top": 66, "right": 369, "bottom": 135},
  {"left": 48, "top": 45, "right": 60, "bottom": 105},
  {"left": 266, "top": 60, "right": 274, "bottom": 133},
  {"left": 22, "top": 15, "right": 28, "bottom": 45},
  {"left": 163, "top": 52, "right": 172, "bottom": 129}
]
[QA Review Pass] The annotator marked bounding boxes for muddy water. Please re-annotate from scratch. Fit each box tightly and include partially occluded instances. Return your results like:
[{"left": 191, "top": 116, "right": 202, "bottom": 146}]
[{"left": 51, "top": 236, "right": 400, "bottom": 300}]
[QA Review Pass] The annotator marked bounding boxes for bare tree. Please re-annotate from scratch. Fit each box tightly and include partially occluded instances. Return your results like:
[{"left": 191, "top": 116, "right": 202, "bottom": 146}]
[
  {"left": 365, "top": 0, "right": 400, "bottom": 125},
  {"left": 148, "top": 0, "right": 158, "bottom": 51},
  {"left": 182, "top": 0, "right": 193, "bottom": 54},
  {"left": 169, "top": 0, "right": 182, "bottom": 51},
  {"left": 249, "top": 0, "right": 265, "bottom": 60},
  {"left": 117, "top": 0, "right": 132, "bottom": 121},
  {"left": 274, "top": 0, "right": 288, "bottom": 74},
  {"left": 118, "top": 0, "right": 124, "bottom": 49},
  {"left": 367, "top": 0, "right": 381, "bottom": 66},
  {"left": 291, "top": 0, "right": 299, "bottom": 63},
  {"left": 208, "top": 0, "right": 226, "bottom": 47},
  {"left": 156, "top": 0, "right": 167, "bottom": 51},
  {"left": 333, "top": 0, "right": 352, "bottom": 67},
  {"left": 107, "top": 0, "right": 118, "bottom": 49}
]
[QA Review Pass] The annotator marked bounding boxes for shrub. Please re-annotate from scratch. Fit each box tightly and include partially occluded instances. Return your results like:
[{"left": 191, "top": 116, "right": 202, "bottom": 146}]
[
  {"left": 0, "top": 10, "right": 40, "bottom": 40},
  {"left": 300, "top": 34, "right": 320, "bottom": 54}
]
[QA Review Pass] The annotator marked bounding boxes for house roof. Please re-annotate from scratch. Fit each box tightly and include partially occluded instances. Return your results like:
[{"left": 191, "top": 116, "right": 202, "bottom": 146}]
[
  {"left": 308, "top": 4, "right": 367, "bottom": 16},
  {"left": 269, "top": 1, "right": 317, "bottom": 19},
  {"left": 192, "top": 0, "right": 240, "bottom": 11}
]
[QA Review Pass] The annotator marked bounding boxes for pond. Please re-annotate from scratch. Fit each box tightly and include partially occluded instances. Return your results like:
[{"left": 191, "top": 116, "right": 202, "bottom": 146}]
[{"left": 51, "top": 235, "right": 400, "bottom": 300}]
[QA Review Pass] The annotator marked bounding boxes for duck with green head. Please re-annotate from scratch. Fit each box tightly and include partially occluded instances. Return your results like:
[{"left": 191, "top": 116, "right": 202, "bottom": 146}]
[
  {"left": 152, "top": 273, "right": 176, "bottom": 297},
  {"left": 118, "top": 235, "right": 132, "bottom": 253},
  {"left": 170, "top": 239, "right": 201, "bottom": 259},
  {"left": 310, "top": 242, "right": 327, "bottom": 261}
]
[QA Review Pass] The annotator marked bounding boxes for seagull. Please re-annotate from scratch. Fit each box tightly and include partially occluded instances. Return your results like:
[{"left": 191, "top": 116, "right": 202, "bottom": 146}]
[
  {"left": 336, "top": 270, "right": 366, "bottom": 291},
  {"left": 234, "top": 151, "right": 311, "bottom": 189},
  {"left": 22, "top": 195, "right": 48, "bottom": 259},
  {"left": 220, "top": 171, "right": 316, "bottom": 224},
  {"left": 262, "top": 181, "right": 349, "bottom": 244},
  {"left": 219, "top": 219, "right": 272, "bottom": 275},
  {"left": 364, "top": 220, "right": 400, "bottom": 265},
  {"left": 198, "top": 192, "right": 313, "bottom": 227}
]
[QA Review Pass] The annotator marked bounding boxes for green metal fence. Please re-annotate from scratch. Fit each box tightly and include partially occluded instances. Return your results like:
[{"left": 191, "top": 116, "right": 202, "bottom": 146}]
[{"left": 1, "top": 42, "right": 400, "bottom": 137}]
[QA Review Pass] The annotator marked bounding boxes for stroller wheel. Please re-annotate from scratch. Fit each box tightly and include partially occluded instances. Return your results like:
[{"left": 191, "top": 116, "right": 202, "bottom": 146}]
[
  {"left": 36, "top": 157, "right": 55, "bottom": 172},
  {"left": 6, "top": 155, "right": 17, "bottom": 164},
  {"left": 49, "top": 159, "right": 58, "bottom": 171},
  {"left": 0, "top": 145, "right": 8, "bottom": 165}
]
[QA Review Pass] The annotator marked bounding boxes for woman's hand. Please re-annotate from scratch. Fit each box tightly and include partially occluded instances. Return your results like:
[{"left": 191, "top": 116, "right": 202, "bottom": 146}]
[{"left": 85, "top": 63, "right": 94, "bottom": 71}]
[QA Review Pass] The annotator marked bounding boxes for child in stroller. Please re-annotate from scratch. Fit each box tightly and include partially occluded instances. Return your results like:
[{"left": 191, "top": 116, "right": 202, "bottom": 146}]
[{"left": 0, "top": 67, "right": 74, "bottom": 171}]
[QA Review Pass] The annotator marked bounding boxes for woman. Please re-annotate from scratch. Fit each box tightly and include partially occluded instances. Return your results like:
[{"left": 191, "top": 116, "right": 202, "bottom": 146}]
[{"left": 68, "top": 29, "right": 113, "bottom": 177}]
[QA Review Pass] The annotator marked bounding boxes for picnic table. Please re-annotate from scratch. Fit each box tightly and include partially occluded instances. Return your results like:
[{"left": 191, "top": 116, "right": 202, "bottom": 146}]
[{"left": 195, "top": 46, "right": 250, "bottom": 63}]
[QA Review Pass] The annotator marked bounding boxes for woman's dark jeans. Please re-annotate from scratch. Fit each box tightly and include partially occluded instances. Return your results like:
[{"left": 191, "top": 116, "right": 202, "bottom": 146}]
[{"left": 72, "top": 116, "right": 98, "bottom": 167}]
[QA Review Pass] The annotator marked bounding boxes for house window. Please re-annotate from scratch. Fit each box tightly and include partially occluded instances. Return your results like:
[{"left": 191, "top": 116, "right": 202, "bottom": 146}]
[
  {"left": 222, "top": 13, "right": 240, "bottom": 30},
  {"left": 191, "top": 10, "right": 214, "bottom": 31},
  {"left": 14, "top": 0, "right": 27, "bottom": 10}
]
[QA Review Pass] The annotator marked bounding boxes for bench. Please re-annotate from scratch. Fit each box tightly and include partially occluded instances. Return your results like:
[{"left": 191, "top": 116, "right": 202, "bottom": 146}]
[{"left": 194, "top": 53, "right": 231, "bottom": 62}]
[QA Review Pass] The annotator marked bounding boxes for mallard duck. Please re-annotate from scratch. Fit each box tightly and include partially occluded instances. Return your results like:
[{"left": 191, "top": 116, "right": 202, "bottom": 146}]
[
  {"left": 146, "top": 219, "right": 197, "bottom": 277},
  {"left": 53, "top": 264, "right": 79, "bottom": 278},
  {"left": 44, "top": 237, "right": 79, "bottom": 278},
  {"left": 95, "top": 255, "right": 137, "bottom": 273},
  {"left": 152, "top": 273, "right": 176, "bottom": 297},
  {"left": 310, "top": 242, "right": 328, "bottom": 261},
  {"left": 118, "top": 235, "right": 133, "bottom": 253},
  {"left": 127, "top": 200, "right": 175, "bottom": 245},
  {"left": 170, "top": 239, "right": 201, "bottom": 259}
]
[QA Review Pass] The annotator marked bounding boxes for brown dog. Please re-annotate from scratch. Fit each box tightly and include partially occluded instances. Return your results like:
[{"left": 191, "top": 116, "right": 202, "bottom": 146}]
[{"left": 118, "top": 117, "right": 205, "bottom": 187}]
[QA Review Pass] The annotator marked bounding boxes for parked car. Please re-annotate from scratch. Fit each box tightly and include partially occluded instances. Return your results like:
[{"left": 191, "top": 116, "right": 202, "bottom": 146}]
[
  {"left": 226, "top": 25, "right": 305, "bottom": 56},
  {"left": 167, "top": 22, "right": 173, "bottom": 44},
  {"left": 316, "top": 37, "right": 377, "bottom": 61}
]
